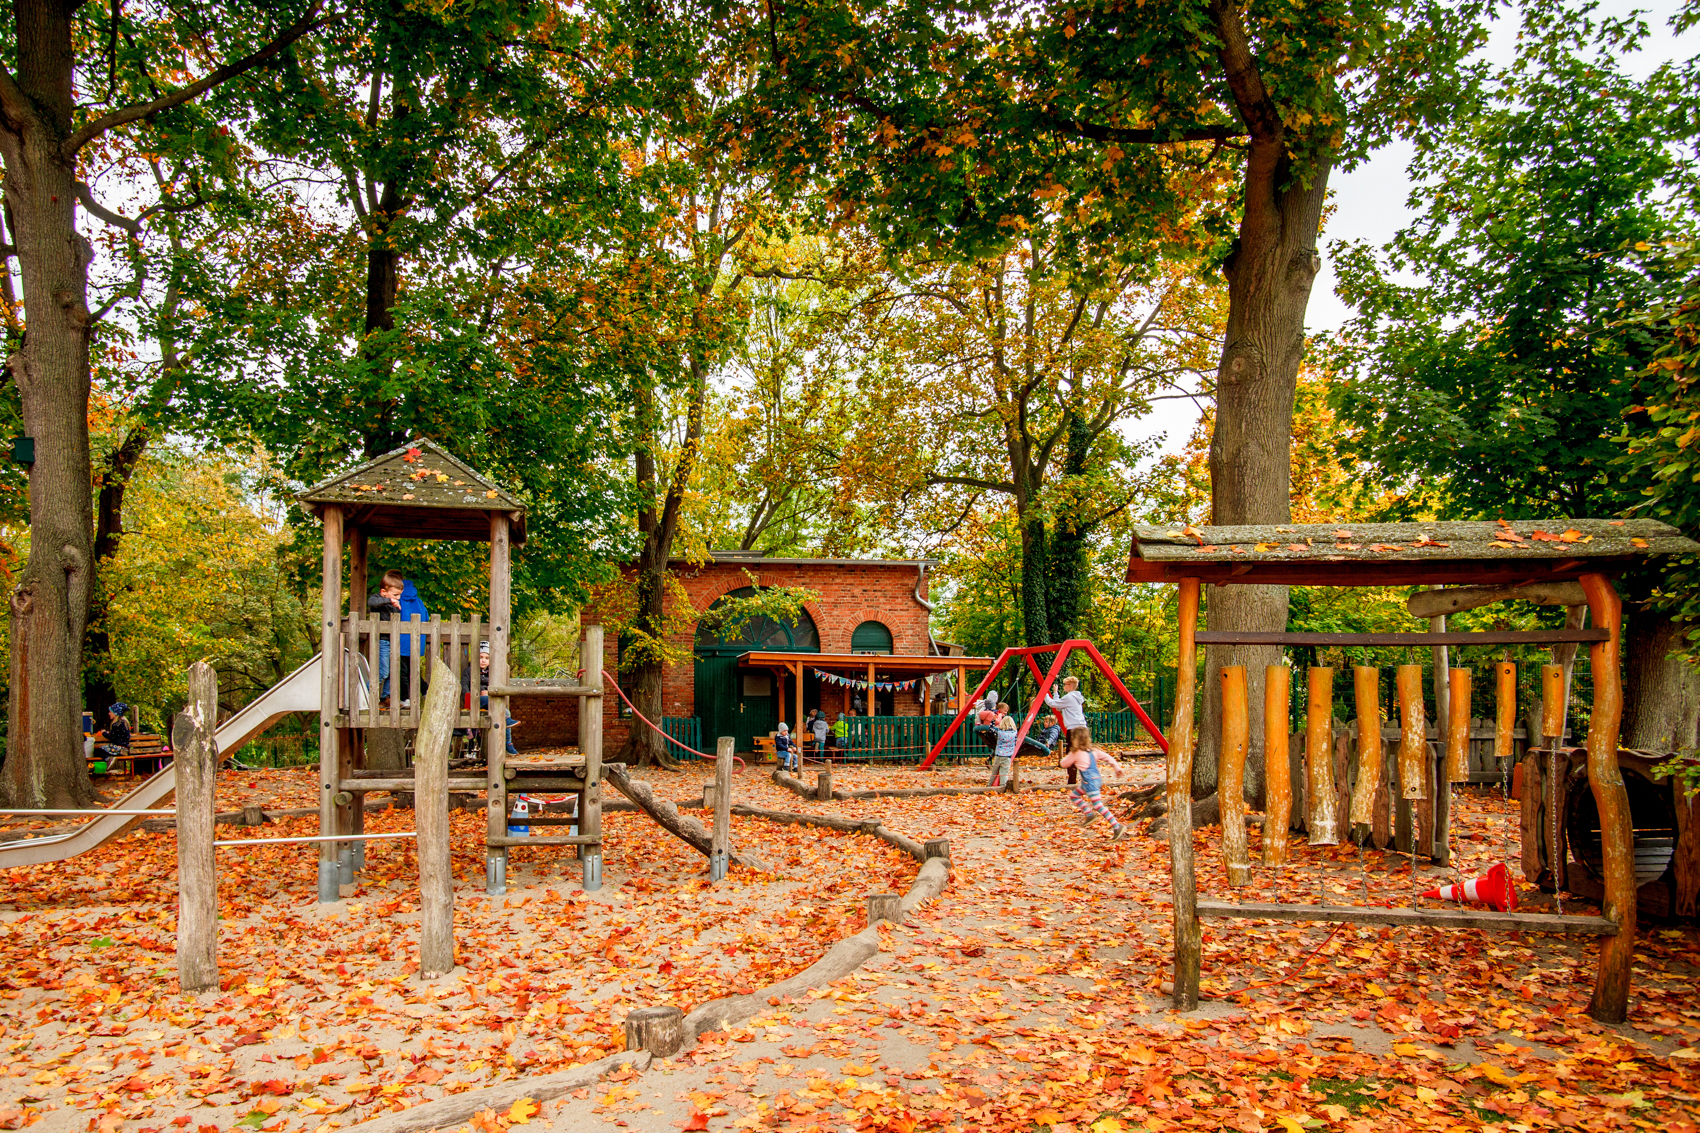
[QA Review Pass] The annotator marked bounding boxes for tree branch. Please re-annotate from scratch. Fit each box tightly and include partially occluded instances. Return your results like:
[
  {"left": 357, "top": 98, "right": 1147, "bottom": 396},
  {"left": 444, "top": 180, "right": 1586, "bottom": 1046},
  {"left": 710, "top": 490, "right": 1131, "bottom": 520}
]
[
  {"left": 64, "top": 0, "right": 331, "bottom": 156},
  {"left": 927, "top": 473, "right": 1015, "bottom": 494}
]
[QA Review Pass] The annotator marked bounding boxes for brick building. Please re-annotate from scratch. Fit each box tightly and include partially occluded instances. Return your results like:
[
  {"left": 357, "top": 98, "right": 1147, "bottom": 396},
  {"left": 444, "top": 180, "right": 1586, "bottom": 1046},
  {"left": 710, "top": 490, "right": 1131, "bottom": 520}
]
[{"left": 521, "top": 552, "right": 988, "bottom": 754}]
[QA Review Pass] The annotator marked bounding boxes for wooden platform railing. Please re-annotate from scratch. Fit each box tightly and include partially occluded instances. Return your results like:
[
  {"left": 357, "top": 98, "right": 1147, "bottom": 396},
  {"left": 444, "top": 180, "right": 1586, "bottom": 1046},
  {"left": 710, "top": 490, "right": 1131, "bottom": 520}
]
[{"left": 334, "top": 614, "right": 489, "bottom": 730}]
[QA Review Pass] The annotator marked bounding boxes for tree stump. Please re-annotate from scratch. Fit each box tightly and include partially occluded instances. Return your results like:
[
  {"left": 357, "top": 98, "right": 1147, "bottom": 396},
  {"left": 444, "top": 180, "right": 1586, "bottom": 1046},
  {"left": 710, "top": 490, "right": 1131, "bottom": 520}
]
[
  {"left": 624, "top": 1006, "right": 685, "bottom": 1058},
  {"left": 923, "top": 837, "right": 950, "bottom": 862},
  {"left": 242, "top": 806, "right": 269, "bottom": 827},
  {"left": 867, "top": 893, "right": 902, "bottom": 925},
  {"left": 815, "top": 768, "right": 832, "bottom": 802}
]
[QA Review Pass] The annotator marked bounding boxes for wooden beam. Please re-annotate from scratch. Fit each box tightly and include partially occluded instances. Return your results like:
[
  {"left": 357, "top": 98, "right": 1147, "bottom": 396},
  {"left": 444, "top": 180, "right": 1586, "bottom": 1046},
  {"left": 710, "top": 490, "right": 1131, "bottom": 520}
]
[
  {"left": 1579, "top": 574, "right": 1635, "bottom": 1023},
  {"left": 317, "top": 504, "right": 343, "bottom": 903},
  {"left": 1196, "top": 900, "right": 1619, "bottom": 935},
  {"left": 1169, "top": 578, "right": 1203, "bottom": 1011},
  {"left": 1195, "top": 629, "right": 1608, "bottom": 647}
]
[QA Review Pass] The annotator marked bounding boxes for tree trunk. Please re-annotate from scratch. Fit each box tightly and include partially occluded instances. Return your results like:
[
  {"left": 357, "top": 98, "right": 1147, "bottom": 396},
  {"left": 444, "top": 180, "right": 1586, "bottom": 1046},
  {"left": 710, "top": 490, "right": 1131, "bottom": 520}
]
[
  {"left": 1019, "top": 514, "right": 1050, "bottom": 648},
  {"left": 0, "top": 0, "right": 98, "bottom": 809},
  {"left": 1046, "top": 411, "right": 1090, "bottom": 648},
  {"left": 83, "top": 425, "right": 150, "bottom": 719},
  {"left": 1623, "top": 607, "right": 1700, "bottom": 752},
  {"left": 1195, "top": 3, "right": 1332, "bottom": 802}
]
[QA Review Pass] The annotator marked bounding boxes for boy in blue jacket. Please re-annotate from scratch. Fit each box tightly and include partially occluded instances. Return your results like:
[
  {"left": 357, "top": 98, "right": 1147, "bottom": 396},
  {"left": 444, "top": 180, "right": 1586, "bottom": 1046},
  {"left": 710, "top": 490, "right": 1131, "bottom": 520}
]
[{"left": 369, "top": 570, "right": 431, "bottom": 707}]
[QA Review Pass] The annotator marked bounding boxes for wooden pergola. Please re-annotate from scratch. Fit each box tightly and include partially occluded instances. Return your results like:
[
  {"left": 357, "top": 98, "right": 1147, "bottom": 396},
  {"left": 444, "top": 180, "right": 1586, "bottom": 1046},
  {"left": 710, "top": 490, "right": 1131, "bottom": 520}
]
[
  {"left": 737, "top": 650, "right": 997, "bottom": 731},
  {"left": 300, "top": 438, "right": 605, "bottom": 900},
  {"left": 1129, "top": 518, "right": 1700, "bottom": 1024}
]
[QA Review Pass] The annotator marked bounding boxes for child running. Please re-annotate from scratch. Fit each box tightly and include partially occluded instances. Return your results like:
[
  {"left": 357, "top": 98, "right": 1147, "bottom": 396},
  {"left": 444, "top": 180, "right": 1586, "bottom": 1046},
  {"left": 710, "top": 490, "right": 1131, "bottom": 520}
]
[{"left": 1062, "top": 745, "right": 1128, "bottom": 839}]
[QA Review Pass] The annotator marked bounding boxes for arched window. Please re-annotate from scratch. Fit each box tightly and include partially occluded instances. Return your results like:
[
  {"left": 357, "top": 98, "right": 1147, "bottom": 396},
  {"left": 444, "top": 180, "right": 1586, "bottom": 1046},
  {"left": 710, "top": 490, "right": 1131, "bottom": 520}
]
[
  {"left": 694, "top": 587, "right": 820, "bottom": 654},
  {"left": 850, "top": 620, "right": 894, "bottom": 655}
]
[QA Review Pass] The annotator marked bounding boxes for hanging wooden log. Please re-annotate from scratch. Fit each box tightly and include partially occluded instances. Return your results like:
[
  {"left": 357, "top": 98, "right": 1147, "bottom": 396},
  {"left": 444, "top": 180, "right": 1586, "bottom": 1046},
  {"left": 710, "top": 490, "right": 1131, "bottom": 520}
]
[
  {"left": 1349, "top": 667, "right": 1383, "bottom": 830},
  {"left": 1495, "top": 662, "right": 1517, "bottom": 764},
  {"left": 1264, "top": 665, "right": 1292, "bottom": 865},
  {"left": 1446, "top": 669, "right": 1472, "bottom": 783},
  {"left": 1540, "top": 663, "right": 1565, "bottom": 740},
  {"left": 1306, "top": 667, "right": 1339, "bottom": 845},
  {"left": 1167, "top": 578, "right": 1203, "bottom": 1011},
  {"left": 1578, "top": 574, "right": 1634, "bottom": 1024},
  {"left": 1396, "top": 664, "right": 1428, "bottom": 801},
  {"left": 1220, "top": 666, "right": 1251, "bottom": 887}
]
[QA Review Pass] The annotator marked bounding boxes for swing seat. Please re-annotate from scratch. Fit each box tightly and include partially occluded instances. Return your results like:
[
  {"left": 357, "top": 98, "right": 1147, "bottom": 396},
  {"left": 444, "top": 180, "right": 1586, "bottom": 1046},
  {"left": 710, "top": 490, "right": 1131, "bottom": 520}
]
[
  {"left": 1195, "top": 900, "right": 1618, "bottom": 935},
  {"left": 975, "top": 725, "right": 999, "bottom": 752}
]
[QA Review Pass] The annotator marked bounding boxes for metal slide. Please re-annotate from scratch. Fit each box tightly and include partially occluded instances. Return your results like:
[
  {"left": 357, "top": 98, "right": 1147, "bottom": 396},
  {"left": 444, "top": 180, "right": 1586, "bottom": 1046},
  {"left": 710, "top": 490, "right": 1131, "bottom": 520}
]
[{"left": 0, "top": 653, "right": 328, "bottom": 870}]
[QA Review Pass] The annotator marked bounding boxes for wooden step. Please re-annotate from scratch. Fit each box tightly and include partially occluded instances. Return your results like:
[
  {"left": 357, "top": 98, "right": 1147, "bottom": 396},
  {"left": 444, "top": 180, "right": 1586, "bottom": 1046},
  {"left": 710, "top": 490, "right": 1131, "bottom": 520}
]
[
  {"left": 341, "top": 778, "right": 487, "bottom": 793},
  {"left": 488, "top": 835, "right": 601, "bottom": 847},
  {"left": 502, "top": 776, "right": 586, "bottom": 790},
  {"left": 1195, "top": 899, "right": 1618, "bottom": 934}
]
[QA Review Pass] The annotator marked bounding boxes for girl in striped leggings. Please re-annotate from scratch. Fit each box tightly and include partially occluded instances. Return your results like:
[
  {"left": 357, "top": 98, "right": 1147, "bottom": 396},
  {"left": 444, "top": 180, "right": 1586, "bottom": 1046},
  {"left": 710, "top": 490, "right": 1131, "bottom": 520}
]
[{"left": 1062, "top": 746, "right": 1128, "bottom": 840}]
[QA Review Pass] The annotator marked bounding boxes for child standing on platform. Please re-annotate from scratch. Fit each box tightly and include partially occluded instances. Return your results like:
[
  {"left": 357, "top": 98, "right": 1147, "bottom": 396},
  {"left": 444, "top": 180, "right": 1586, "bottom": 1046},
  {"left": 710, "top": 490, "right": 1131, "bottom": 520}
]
[{"left": 1062, "top": 746, "right": 1127, "bottom": 839}]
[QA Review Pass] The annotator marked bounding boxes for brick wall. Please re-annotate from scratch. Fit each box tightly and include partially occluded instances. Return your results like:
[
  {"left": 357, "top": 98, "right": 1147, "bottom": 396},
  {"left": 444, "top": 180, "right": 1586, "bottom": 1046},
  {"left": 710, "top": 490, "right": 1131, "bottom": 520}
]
[{"left": 573, "top": 558, "right": 939, "bottom": 751}]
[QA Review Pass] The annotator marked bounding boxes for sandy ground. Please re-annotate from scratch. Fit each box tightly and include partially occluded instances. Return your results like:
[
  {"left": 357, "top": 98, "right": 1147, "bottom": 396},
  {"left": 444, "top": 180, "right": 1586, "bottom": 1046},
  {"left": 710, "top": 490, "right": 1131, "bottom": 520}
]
[{"left": 1, "top": 757, "right": 1697, "bottom": 1133}]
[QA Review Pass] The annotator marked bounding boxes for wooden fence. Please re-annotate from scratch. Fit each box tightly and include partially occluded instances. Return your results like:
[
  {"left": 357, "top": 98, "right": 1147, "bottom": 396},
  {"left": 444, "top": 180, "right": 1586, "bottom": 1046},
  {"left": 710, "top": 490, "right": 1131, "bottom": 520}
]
[{"left": 334, "top": 615, "right": 487, "bottom": 730}]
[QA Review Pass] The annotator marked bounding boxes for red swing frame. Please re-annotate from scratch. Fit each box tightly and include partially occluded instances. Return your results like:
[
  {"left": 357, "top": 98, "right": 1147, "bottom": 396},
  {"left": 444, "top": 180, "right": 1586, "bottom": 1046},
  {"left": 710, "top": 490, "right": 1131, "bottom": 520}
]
[{"left": 919, "top": 639, "right": 1169, "bottom": 768}]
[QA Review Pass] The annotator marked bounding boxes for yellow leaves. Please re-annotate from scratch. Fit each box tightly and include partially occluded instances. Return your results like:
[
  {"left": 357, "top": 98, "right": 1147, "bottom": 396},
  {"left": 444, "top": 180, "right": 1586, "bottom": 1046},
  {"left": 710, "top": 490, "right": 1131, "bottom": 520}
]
[
  {"left": 1319, "top": 1104, "right": 1352, "bottom": 1122},
  {"left": 1090, "top": 1117, "right": 1126, "bottom": 1133},
  {"left": 1275, "top": 1117, "right": 1311, "bottom": 1133},
  {"left": 506, "top": 1097, "right": 540, "bottom": 1124},
  {"left": 1366, "top": 982, "right": 1387, "bottom": 998},
  {"left": 1254, "top": 541, "right": 1282, "bottom": 551},
  {"left": 485, "top": 489, "right": 499, "bottom": 498}
]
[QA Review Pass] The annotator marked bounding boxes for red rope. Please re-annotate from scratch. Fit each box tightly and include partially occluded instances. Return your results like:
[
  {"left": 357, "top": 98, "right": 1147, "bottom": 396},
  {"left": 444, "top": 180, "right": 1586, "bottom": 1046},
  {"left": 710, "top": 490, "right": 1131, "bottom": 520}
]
[
  {"left": 601, "top": 669, "right": 745, "bottom": 772},
  {"left": 1241, "top": 920, "right": 1349, "bottom": 991}
]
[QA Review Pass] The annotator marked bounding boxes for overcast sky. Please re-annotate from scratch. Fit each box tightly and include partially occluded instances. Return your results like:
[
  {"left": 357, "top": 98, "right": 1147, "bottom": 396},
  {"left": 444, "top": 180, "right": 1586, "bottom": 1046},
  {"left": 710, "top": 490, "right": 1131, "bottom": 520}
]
[{"left": 1142, "top": 0, "right": 1699, "bottom": 456}]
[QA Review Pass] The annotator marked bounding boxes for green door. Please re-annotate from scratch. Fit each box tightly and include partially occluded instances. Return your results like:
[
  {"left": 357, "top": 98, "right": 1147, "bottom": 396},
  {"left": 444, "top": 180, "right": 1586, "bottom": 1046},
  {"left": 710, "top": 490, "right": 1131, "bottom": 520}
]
[
  {"left": 693, "top": 654, "right": 740, "bottom": 752},
  {"left": 737, "top": 670, "right": 777, "bottom": 751}
]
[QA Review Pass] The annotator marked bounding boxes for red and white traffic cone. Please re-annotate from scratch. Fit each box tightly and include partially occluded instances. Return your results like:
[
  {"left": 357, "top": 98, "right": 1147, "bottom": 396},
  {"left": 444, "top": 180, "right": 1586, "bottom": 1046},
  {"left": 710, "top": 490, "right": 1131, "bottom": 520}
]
[{"left": 1421, "top": 862, "right": 1518, "bottom": 912}]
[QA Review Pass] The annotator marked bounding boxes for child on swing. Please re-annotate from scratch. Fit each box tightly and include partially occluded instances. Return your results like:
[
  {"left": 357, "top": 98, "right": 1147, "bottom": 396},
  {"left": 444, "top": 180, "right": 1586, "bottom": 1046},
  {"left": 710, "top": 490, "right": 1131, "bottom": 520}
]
[{"left": 1061, "top": 744, "right": 1128, "bottom": 839}]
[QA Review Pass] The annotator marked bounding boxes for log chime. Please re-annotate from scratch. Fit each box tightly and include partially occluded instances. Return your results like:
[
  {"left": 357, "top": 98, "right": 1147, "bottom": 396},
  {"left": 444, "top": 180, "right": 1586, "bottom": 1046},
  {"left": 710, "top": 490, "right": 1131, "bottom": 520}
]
[{"left": 1215, "top": 660, "right": 1528, "bottom": 884}]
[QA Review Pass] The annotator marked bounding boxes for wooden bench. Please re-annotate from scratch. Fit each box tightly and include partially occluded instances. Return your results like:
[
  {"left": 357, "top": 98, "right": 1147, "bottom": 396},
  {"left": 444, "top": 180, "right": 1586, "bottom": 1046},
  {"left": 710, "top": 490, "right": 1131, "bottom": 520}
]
[{"left": 128, "top": 734, "right": 169, "bottom": 775}]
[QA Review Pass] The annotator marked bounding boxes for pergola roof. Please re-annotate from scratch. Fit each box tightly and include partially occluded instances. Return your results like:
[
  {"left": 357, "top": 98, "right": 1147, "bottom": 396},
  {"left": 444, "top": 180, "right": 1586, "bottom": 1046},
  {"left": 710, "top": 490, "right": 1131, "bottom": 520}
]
[
  {"left": 1126, "top": 519, "right": 1697, "bottom": 587},
  {"left": 298, "top": 437, "right": 527, "bottom": 544}
]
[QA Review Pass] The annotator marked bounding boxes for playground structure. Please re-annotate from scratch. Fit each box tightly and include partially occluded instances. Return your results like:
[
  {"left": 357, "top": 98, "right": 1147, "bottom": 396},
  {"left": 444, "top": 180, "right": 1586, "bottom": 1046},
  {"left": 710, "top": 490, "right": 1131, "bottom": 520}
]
[
  {"left": 920, "top": 638, "right": 1170, "bottom": 769},
  {"left": 1129, "top": 518, "right": 1700, "bottom": 1024},
  {"left": 300, "top": 438, "right": 609, "bottom": 899}
]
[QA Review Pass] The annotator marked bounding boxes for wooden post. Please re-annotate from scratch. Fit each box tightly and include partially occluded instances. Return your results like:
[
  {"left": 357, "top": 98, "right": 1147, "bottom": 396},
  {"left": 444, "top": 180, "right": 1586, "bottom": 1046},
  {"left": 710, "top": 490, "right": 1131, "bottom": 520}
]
[
  {"left": 174, "top": 661, "right": 218, "bottom": 993},
  {"left": 1494, "top": 661, "right": 1517, "bottom": 765},
  {"left": 1167, "top": 577, "right": 1202, "bottom": 1010},
  {"left": 710, "top": 737, "right": 733, "bottom": 881},
  {"left": 701, "top": 782, "right": 717, "bottom": 811},
  {"left": 1540, "top": 661, "right": 1568, "bottom": 891},
  {"left": 1578, "top": 574, "right": 1634, "bottom": 1023},
  {"left": 624, "top": 1007, "right": 684, "bottom": 1058},
  {"left": 1349, "top": 667, "right": 1383, "bottom": 831},
  {"left": 348, "top": 527, "right": 368, "bottom": 613},
  {"left": 581, "top": 625, "right": 604, "bottom": 890},
  {"left": 867, "top": 893, "right": 902, "bottom": 926},
  {"left": 416, "top": 667, "right": 458, "bottom": 979},
  {"left": 793, "top": 660, "right": 803, "bottom": 751},
  {"left": 318, "top": 504, "right": 343, "bottom": 903},
  {"left": 816, "top": 768, "right": 832, "bottom": 801},
  {"left": 1264, "top": 665, "right": 1291, "bottom": 865},
  {"left": 1429, "top": 603, "right": 1451, "bottom": 864},
  {"left": 923, "top": 837, "right": 950, "bottom": 861},
  {"left": 1397, "top": 665, "right": 1428, "bottom": 801},
  {"left": 1306, "top": 667, "right": 1339, "bottom": 845},
  {"left": 1219, "top": 665, "right": 1251, "bottom": 886},
  {"left": 486, "top": 513, "right": 512, "bottom": 895}
]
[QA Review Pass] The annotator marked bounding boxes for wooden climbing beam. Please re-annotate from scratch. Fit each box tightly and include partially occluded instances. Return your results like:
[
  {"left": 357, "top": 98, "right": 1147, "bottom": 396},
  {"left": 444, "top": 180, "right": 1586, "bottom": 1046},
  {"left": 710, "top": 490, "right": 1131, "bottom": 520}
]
[{"left": 1196, "top": 900, "right": 1619, "bottom": 934}]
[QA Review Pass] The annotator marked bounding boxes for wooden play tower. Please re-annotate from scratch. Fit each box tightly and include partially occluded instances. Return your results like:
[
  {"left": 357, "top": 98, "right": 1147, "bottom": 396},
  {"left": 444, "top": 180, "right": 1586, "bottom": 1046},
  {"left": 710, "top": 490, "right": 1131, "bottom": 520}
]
[{"left": 300, "top": 438, "right": 606, "bottom": 901}]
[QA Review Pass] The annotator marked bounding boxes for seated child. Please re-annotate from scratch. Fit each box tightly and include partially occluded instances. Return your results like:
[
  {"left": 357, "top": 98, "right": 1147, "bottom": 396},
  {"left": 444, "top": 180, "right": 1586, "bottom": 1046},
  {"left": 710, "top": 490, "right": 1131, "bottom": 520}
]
[{"left": 774, "top": 722, "right": 797, "bottom": 772}]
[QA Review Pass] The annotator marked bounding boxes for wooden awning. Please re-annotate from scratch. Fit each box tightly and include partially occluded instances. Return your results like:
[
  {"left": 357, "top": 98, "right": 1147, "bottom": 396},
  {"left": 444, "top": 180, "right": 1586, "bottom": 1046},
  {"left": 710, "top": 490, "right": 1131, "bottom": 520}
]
[
  {"left": 1125, "top": 519, "right": 1697, "bottom": 587},
  {"left": 299, "top": 437, "right": 527, "bottom": 545},
  {"left": 737, "top": 651, "right": 995, "bottom": 674}
]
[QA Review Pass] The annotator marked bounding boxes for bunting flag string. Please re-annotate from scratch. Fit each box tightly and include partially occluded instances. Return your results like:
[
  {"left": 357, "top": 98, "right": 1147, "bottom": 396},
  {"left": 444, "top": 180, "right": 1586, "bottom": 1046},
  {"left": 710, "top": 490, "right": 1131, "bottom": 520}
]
[{"left": 812, "top": 668, "right": 919, "bottom": 692}]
